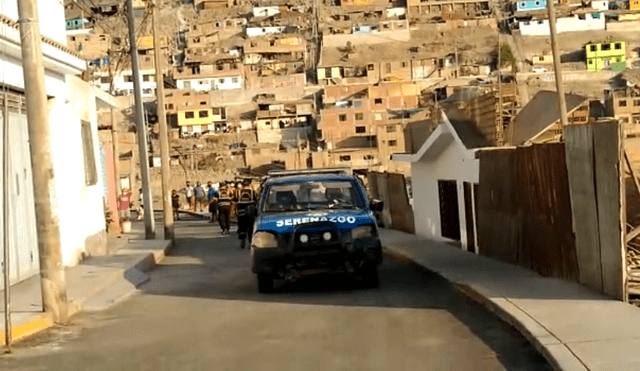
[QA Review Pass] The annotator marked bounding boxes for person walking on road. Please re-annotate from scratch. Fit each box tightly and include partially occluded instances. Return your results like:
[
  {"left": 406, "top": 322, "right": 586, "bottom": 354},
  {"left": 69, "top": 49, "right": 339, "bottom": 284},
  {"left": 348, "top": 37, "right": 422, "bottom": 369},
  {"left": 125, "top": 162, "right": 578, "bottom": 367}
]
[
  {"left": 207, "top": 181, "right": 218, "bottom": 223},
  {"left": 117, "top": 188, "right": 132, "bottom": 220},
  {"left": 216, "top": 181, "right": 233, "bottom": 235},
  {"left": 194, "top": 181, "right": 206, "bottom": 212},
  {"left": 183, "top": 181, "right": 194, "bottom": 210},
  {"left": 236, "top": 179, "right": 257, "bottom": 249},
  {"left": 171, "top": 189, "right": 181, "bottom": 221},
  {"left": 230, "top": 181, "right": 241, "bottom": 221}
]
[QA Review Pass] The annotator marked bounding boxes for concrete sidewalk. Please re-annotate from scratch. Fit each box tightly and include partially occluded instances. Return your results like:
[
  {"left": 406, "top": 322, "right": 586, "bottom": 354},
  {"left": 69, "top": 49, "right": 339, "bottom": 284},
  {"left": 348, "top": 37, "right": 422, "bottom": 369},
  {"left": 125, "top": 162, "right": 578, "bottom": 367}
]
[
  {"left": 0, "top": 220, "right": 172, "bottom": 345},
  {"left": 381, "top": 229, "right": 640, "bottom": 371}
]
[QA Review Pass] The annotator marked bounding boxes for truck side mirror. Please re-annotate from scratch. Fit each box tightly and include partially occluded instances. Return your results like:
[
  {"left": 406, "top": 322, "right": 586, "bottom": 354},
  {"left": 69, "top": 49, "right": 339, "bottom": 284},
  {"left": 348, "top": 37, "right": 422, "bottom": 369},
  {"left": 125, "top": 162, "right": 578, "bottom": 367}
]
[{"left": 370, "top": 199, "right": 383, "bottom": 212}]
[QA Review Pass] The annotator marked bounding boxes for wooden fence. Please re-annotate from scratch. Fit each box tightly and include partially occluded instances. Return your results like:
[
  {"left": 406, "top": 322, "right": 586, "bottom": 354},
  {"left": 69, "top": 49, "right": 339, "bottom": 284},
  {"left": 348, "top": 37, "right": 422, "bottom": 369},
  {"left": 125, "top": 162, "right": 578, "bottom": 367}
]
[
  {"left": 367, "top": 172, "right": 415, "bottom": 234},
  {"left": 477, "top": 143, "right": 579, "bottom": 281},
  {"left": 476, "top": 122, "right": 626, "bottom": 300}
]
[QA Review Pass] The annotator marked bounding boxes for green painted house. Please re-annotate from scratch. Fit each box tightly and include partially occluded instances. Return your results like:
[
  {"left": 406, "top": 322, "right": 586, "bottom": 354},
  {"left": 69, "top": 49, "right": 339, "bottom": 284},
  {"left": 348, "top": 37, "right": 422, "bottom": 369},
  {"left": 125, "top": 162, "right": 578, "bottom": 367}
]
[{"left": 585, "top": 41, "right": 626, "bottom": 72}]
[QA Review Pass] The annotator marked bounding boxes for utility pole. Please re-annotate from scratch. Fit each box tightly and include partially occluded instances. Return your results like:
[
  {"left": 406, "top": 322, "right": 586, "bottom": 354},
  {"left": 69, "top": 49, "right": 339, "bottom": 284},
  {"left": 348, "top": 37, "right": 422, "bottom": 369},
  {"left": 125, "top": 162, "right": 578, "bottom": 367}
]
[
  {"left": 127, "top": 0, "right": 156, "bottom": 239},
  {"left": 17, "top": 0, "right": 69, "bottom": 324},
  {"left": 151, "top": 0, "right": 174, "bottom": 241},
  {"left": 546, "top": 0, "right": 569, "bottom": 127},
  {"left": 311, "top": 0, "right": 319, "bottom": 84}
]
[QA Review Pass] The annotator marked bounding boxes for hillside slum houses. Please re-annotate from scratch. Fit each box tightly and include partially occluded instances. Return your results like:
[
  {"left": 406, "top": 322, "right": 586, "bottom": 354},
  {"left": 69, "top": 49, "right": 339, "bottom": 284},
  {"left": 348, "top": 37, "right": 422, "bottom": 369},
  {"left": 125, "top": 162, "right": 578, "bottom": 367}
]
[{"left": 64, "top": 0, "right": 640, "bottom": 177}]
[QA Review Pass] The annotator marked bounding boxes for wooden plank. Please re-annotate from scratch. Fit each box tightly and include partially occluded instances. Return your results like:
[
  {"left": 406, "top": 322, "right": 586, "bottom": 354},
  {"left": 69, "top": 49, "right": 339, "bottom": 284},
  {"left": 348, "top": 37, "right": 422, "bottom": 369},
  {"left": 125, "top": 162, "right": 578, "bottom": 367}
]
[
  {"left": 627, "top": 226, "right": 640, "bottom": 243},
  {"left": 463, "top": 182, "right": 475, "bottom": 252},
  {"left": 564, "top": 124, "right": 603, "bottom": 292},
  {"left": 593, "top": 122, "right": 624, "bottom": 300},
  {"left": 620, "top": 126, "right": 629, "bottom": 302},
  {"left": 624, "top": 150, "right": 640, "bottom": 198}
]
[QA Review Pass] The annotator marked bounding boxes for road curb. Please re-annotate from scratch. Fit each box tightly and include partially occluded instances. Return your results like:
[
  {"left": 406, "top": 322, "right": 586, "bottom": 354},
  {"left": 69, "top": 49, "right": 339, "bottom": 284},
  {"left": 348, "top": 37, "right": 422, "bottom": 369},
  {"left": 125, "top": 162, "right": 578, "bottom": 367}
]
[
  {"left": 83, "top": 240, "right": 173, "bottom": 312},
  {"left": 383, "top": 245, "right": 588, "bottom": 371},
  {"left": 0, "top": 313, "right": 53, "bottom": 346},
  {"left": 2, "top": 240, "right": 174, "bottom": 344},
  {"left": 178, "top": 209, "right": 209, "bottom": 219}
]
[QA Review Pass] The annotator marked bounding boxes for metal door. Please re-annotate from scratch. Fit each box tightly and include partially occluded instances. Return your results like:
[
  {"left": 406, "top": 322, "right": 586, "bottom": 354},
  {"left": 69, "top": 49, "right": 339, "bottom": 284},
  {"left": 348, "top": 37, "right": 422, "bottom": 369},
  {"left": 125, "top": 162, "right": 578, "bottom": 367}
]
[{"left": 0, "top": 106, "right": 40, "bottom": 287}]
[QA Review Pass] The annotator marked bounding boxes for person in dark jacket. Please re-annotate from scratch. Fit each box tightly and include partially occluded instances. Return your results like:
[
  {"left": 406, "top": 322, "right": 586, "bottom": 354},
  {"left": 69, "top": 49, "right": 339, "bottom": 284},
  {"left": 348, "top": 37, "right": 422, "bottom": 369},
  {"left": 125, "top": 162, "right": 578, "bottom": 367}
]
[
  {"left": 216, "top": 181, "right": 233, "bottom": 234},
  {"left": 171, "top": 190, "right": 181, "bottom": 221},
  {"left": 236, "top": 179, "right": 257, "bottom": 249}
]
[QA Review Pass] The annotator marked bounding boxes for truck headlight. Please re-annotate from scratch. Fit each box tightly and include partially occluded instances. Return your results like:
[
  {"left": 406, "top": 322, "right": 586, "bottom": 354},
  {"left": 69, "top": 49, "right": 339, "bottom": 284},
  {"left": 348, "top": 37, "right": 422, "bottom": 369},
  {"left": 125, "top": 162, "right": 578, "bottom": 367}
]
[
  {"left": 252, "top": 231, "right": 278, "bottom": 249},
  {"left": 351, "top": 225, "right": 374, "bottom": 239}
]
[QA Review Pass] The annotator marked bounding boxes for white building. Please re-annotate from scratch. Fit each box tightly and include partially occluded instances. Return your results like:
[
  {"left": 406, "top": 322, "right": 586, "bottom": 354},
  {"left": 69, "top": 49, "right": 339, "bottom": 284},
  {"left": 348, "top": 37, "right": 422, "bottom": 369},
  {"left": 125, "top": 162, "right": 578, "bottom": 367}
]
[
  {"left": 519, "top": 13, "right": 605, "bottom": 36},
  {"left": 175, "top": 75, "right": 243, "bottom": 91},
  {"left": 93, "top": 67, "right": 158, "bottom": 97},
  {"left": 253, "top": 6, "right": 280, "bottom": 18},
  {"left": 394, "top": 111, "right": 489, "bottom": 252},
  {"left": 246, "top": 26, "right": 289, "bottom": 37},
  {"left": 0, "top": 1, "right": 113, "bottom": 286}
]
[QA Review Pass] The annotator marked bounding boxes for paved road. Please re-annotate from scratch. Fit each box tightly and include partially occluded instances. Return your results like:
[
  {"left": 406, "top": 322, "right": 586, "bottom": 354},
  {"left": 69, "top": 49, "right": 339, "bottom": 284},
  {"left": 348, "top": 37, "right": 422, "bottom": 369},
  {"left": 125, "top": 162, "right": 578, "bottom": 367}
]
[{"left": 0, "top": 215, "right": 551, "bottom": 371}]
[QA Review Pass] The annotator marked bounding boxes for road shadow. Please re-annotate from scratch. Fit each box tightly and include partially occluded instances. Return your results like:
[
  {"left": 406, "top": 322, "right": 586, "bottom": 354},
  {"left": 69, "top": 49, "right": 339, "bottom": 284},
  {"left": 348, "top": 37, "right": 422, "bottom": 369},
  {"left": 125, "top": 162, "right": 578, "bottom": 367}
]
[{"left": 135, "top": 220, "right": 551, "bottom": 371}]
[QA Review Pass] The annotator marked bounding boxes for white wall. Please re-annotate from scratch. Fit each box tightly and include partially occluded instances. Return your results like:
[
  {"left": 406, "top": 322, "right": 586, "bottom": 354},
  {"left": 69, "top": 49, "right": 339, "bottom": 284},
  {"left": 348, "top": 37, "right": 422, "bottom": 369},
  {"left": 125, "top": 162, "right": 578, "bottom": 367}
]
[
  {"left": 54, "top": 78, "right": 108, "bottom": 266},
  {"left": 1, "top": 54, "right": 68, "bottom": 98},
  {"left": 519, "top": 13, "right": 605, "bottom": 36},
  {"left": 176, "top": 75, "right": 243, "bottom": 91},
  {"left": 253, "top": 6, "right": 280, "bottom": 17},
  {"left": 592, "top": 0, "right": 608, "bottom": 10},
  {"left": 98, "top": 70, "right": 157, "bottom": 97},
  {"left": 411, "top": 138, "right": 479, "bottom": 247},
  {"left": 1, "top": 0, "right": 66, "bottom": 44},
  {"left": 246, "top": 26, "right": 286, "bottom": 37}
]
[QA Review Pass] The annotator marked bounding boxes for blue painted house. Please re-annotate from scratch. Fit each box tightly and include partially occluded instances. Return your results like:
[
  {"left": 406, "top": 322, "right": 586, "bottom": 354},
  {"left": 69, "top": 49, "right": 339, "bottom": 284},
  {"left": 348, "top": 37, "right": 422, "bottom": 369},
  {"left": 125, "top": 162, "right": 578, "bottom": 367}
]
[
  {"left": 514, "top": 0, "right": 547, "bottom": 12},
  {"left": 66, "top": 18, "right": 91, "bottom": 31}
]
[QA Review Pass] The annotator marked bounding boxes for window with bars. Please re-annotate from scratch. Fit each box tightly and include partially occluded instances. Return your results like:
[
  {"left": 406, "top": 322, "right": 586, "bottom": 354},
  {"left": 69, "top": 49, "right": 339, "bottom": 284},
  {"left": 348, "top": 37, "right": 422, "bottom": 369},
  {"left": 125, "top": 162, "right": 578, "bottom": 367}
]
[
  {"left": 81, "top": 121, "right": 98, "bottom": 186},
  {"left": 0, "top": 90, "right": 27, "bottom": 114}
]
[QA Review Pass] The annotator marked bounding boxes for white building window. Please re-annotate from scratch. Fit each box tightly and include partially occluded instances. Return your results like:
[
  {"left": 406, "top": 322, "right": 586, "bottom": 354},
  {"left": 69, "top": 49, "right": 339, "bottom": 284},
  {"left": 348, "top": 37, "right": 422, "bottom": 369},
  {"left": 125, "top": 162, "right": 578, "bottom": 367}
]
[{"left": 232, "top": 77, "right": 239, "bottom": 83}]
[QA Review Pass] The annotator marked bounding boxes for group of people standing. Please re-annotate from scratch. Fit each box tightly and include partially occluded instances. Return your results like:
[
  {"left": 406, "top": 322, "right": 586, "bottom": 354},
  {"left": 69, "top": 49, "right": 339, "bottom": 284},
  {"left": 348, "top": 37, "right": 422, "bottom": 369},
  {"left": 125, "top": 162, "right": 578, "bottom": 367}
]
[{"left": 172, "top": 178, "right": 259, "bottom": 248}]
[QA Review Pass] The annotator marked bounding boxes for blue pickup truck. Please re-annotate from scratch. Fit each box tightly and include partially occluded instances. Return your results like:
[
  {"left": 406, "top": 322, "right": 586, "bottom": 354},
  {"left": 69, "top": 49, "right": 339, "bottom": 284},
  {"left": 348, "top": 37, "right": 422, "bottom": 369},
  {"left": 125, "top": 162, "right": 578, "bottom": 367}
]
[{"left": 250, "top": 170, "right": 384, "bottom": 293}]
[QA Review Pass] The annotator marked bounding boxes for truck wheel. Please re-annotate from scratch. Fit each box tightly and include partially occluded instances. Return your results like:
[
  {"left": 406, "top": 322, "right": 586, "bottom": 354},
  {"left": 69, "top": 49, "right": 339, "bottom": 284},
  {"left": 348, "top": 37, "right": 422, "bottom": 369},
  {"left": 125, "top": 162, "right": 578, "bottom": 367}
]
[
  {"left": 257, "top": 273, "right": 274, "bottom": 293},
  {"left": 362, "top": 264, "right": 379, "bottom": 289}
]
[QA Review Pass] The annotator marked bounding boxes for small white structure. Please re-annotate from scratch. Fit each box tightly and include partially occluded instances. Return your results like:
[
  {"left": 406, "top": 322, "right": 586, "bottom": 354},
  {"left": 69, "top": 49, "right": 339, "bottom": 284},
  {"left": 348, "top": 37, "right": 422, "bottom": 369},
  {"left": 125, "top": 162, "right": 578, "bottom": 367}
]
[
  {"left": 246, "top": 26, "right": 289, "bottom": 37},
  {"left": 253, "top": 6, "right": 280, "bottom": 17},
  {"left": 386, "top": 7, "right": 406, "bottom": 17},
  {"left": 519, "top": 13, "right": 605, "bottom": 35},
  {"left": 394, "top": 111, "right": 489, "bottom": 252},
  {"left": 591, "top": 0, "right": 609, "bottom": 11},
  {"left": 176, "top": 75, "right": 243, "bottom": 91},
  {"left": 94, "top": 69, "right": 158, "bottom": 97}
]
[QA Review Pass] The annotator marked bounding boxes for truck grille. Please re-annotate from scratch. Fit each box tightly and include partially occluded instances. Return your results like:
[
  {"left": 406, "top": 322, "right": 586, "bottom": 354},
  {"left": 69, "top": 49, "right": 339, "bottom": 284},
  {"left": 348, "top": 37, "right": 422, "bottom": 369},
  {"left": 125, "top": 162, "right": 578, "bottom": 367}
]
[{"left": 292, "top": 222, "right": 342, "bottom": 253}]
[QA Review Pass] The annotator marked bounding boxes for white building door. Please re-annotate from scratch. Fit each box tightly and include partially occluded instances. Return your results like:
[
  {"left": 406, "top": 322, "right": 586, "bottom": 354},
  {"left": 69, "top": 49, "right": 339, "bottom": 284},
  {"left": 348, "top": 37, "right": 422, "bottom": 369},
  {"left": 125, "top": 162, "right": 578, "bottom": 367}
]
[{"left": 0, "top": 97, "right": 40, "bottom": 287}]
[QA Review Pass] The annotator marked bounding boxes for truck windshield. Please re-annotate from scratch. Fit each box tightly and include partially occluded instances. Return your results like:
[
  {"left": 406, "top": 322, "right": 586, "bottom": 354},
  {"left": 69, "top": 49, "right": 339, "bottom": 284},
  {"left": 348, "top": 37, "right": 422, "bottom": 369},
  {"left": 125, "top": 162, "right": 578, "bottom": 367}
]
[{"left": 262, "top": 180, "right": 364, "bottom": 212}]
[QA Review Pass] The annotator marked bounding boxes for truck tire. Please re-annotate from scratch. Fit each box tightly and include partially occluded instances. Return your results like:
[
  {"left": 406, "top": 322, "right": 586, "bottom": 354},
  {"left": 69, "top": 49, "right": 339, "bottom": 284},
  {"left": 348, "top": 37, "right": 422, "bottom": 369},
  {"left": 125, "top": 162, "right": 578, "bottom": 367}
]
[
  {"left": 362, "top": 264, "right": 379, "bottom": 289},
  {"left": 257, "top": 273, "right": 274, "bottom": 293}
]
